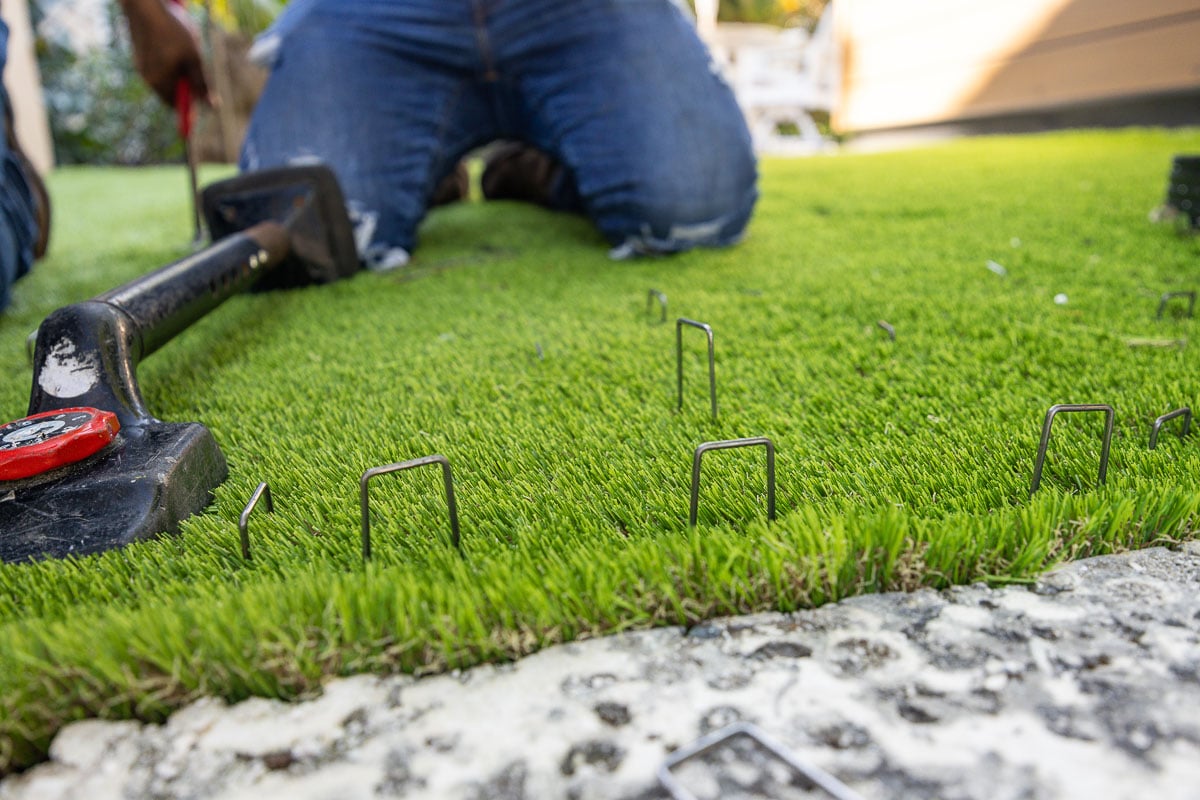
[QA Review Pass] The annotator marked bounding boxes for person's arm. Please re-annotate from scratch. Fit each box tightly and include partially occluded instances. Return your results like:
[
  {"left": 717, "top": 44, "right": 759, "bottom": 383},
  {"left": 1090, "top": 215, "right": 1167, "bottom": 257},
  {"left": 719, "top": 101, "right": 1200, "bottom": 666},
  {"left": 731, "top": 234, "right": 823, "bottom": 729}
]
[{"left": 118, "top": 0, "right": 211, "bottom": 108}]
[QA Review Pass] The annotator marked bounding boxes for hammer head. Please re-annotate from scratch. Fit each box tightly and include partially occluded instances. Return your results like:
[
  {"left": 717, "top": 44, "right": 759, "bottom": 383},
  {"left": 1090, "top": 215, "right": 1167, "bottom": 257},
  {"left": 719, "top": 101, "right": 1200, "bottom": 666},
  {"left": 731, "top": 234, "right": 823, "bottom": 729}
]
[
  {"left": 0, "top": 165, "right": 359, "bottom": 563},
  {"left": 202, "top": 163, "right": 360, "bottom": 289},
  {"left": 0, "top": 422, "right": 225, "bottom": 563}
]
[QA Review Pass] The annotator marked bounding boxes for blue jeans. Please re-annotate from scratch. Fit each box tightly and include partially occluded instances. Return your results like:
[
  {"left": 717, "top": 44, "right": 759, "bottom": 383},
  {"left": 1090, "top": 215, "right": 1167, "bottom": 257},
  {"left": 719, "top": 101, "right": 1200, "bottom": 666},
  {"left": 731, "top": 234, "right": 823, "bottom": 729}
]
[
  {"left": 0, "top": 20, "right": 39, "bottom": 311},
  {"left": 242, "top": 0, "right": 757, "bottom": 268}
]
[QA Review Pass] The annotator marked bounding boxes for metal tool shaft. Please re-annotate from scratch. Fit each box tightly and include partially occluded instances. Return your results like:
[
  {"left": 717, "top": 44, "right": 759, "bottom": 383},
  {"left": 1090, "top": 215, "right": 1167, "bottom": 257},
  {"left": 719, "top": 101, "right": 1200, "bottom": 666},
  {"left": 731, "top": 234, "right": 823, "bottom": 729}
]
[
  {"left": 28, "top": 222, "right": 289, "bottom": 429},
  {"left": 184, "top": 136, "right": 204, "bottom": 247},
  {"left": 97, "top": 221, "right": 287, "bottom": 359}
]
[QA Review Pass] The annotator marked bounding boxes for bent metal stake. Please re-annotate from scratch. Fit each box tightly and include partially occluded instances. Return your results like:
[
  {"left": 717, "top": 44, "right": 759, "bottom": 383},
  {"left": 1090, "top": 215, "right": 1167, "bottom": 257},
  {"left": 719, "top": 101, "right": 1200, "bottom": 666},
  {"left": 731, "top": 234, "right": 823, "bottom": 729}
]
[{"left": 0, "top": 165, "right": 358, "bottom": 564}]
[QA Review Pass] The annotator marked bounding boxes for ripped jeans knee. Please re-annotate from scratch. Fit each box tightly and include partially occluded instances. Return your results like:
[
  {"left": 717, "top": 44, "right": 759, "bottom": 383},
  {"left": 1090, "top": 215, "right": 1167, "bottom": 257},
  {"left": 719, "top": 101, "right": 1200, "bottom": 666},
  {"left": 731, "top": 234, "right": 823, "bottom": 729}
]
[{"left": 602, "top": 184, "right": 758, "bottom": 259}]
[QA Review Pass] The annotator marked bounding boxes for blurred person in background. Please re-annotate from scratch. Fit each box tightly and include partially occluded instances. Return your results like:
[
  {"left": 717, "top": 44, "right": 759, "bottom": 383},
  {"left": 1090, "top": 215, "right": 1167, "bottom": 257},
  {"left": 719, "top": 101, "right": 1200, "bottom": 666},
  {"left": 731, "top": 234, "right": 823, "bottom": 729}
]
[
  {"left": 113, "top": 1, "right": 757, "bottom": 281},
  {"left": 0, "top": 14, "right": 49, "bottom": 311}
]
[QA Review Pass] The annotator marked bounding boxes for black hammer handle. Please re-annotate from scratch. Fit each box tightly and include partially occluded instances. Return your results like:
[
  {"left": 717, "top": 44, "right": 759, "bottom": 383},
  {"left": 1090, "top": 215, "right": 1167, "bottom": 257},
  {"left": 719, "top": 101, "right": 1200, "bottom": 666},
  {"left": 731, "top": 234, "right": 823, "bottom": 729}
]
[
  {"left": 96, "top": 221, "right": 288, "bottom": 359},
  {"left": 27, "top": 223, "right": 289, "bottom": 428}
]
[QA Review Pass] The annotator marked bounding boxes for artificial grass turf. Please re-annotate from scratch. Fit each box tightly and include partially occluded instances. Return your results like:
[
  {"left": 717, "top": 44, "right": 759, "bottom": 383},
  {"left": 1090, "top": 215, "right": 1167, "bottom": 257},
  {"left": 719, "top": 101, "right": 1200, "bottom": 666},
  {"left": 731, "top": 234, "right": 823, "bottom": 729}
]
[{"left": 1, "top": 129, "right": 1200, "bottom": 771}]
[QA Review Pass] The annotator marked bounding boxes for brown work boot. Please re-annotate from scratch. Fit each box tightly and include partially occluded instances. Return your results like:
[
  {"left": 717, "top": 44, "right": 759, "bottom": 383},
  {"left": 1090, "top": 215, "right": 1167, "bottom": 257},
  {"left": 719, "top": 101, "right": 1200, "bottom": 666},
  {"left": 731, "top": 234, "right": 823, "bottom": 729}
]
[
  {"left": 430, "top": 162, "right": 469, "bottom": 207},
  {"left": 480, "top": 142, "right": 563, "bottom": 207},
  {"left": 3, "top": 92, "right": 50, "bottom": 260}
]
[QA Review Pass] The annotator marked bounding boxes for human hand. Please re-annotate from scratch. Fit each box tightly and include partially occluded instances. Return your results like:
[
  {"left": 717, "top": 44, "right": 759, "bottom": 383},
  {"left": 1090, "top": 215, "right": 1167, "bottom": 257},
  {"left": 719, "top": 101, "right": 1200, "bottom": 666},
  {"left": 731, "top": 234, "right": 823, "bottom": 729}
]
[{"left": 121, "top": 0, "right": 212, "bottom": 109}]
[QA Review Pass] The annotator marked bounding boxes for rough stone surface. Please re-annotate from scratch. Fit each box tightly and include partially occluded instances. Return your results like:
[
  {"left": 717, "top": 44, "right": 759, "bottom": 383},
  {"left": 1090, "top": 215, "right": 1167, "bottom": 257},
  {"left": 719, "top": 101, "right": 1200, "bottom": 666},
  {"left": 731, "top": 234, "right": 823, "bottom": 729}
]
[{"left": 4, "top": 545, "right": 1200, "bottom": 799}]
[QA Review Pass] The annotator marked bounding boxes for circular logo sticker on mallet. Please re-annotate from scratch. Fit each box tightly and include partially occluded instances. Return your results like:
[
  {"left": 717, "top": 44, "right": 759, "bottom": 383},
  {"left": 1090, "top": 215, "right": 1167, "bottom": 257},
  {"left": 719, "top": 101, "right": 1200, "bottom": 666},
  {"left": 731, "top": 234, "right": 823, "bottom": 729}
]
[{"left": 0, "top": 408, "right": 120, "bottom": 481}]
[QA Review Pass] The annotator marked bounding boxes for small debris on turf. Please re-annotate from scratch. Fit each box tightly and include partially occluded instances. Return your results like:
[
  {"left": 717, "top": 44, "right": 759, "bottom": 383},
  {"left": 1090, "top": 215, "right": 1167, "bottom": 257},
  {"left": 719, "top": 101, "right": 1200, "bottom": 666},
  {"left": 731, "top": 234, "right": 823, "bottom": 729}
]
[
  {"left": 1125, "top": 337, "right": 1187, "bottom": 349},
  {"left": 1054, "top": 293, "right": 1069, "bottom": 305},
  {"left": 986, "top": 260, "right": 1007, "bottom": 276}
]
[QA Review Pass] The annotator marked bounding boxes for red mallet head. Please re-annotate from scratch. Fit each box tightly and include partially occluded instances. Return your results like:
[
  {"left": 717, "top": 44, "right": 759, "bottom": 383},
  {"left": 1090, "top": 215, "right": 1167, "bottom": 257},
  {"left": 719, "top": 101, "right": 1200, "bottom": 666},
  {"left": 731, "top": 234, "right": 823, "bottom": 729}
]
[{"left": 0, "top": 407, "right": 119, "bottom": 482}]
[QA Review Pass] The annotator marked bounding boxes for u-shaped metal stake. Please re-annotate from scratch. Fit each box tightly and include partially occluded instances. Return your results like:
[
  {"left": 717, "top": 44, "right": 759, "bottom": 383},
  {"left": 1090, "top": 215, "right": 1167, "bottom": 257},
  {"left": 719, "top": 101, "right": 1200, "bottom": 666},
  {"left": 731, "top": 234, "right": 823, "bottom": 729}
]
[
  {"left": 690, "top": 437, "right": 776, "bottom": 526},
  {"left": 238, "top": 481, "right": 273, "bottom": 560},
  {"left": 1156, "top": 290, "right": 1196, "bottom": 320},
  {"left": 1029, "top": 404, "right": 1115, "bottom": 496},
  {"left": 658, "top": 722, "right": 863, "bottom": 800},
  {"left": 647, "top": 289, "right": 668, "bottom": 323},
  {"left": 1149, "top": 407, "right": 1191, "bottom": 450},
  {"left": 677, "top": 318, "right": 717, "bottom": 420},
  {"left": 360, "top": 454, "right": 461, "bottom": 561}
]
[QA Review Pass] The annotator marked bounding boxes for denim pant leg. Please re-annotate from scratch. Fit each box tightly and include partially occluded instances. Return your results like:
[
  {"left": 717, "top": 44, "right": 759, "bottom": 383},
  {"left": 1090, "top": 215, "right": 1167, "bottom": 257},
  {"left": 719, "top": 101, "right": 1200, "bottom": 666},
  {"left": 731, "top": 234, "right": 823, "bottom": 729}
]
[
  {"left": 241, "top": 3, "right": 497, "bottom": 269},
  {"left": 494, "top": 0, "right": 758, "bottom": 256},
  {"left": 244, "top": 0, "right": 756, "bottom": 262},
  {"left": 0, "top": 19, "right": 38, "bottom": 311}
]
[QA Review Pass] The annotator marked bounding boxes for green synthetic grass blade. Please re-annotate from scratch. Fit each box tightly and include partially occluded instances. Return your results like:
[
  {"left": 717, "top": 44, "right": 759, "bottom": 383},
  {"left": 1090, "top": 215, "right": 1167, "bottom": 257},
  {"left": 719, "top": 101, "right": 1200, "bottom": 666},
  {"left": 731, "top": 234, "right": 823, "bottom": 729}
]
[{"left": 1, "top": 129, "right": 1199, "bottom": 772}]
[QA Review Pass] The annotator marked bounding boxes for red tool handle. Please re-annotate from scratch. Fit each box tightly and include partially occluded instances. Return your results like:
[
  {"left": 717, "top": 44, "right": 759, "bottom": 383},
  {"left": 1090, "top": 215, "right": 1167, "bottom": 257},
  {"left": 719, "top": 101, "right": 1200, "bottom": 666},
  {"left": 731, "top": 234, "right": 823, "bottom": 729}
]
[
  {"left": 174, "top": 78, "right": 193, "bottom": 140},
  {"left": 168, "top": 0, "right": 193, "bottom": 139}
]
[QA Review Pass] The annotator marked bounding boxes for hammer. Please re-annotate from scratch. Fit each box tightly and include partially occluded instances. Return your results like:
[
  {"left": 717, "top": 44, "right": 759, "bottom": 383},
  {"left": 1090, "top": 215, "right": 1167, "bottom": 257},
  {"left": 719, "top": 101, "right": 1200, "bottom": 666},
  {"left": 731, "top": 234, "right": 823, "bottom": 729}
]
[{"left": 0, "top": 164, "right": 358, "bottom": 563}]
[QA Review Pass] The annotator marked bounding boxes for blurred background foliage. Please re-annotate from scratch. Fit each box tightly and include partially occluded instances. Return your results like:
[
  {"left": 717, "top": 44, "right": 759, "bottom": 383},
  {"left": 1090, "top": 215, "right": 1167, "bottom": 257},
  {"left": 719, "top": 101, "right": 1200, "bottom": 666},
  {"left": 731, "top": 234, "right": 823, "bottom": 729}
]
[
  {"left": 34, "top": 0, "right": 178, "bottom": 165},
  {"left": 32, "top": 0, "right": 275, "bottom": 165},
  {"left": 706, "top": 0, "right": 828, "bottom": 26},
  {"left": 204, "top": 0, "right": 280, "bottom": 34},
  {"left": 32, "top": 0, "right": 825, "bottom": 166}
]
